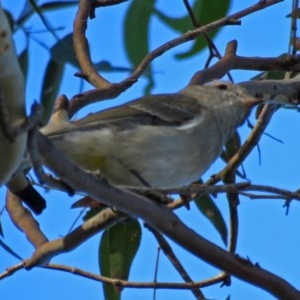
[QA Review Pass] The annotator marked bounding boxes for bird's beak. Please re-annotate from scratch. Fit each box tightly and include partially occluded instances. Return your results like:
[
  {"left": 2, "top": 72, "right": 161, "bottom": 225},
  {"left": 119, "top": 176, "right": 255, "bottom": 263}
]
[{"left": 243, "top": 95, "right": 264, "bottom": 109}]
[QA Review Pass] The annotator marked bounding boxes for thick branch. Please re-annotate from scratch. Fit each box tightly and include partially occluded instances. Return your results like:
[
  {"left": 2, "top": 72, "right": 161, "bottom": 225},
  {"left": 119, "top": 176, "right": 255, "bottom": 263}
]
[
  {"left": 68, "top": 17, "right": 240, "bottom": 115},
  {"left": 28, "top": 131, "right": 300, "bottom": 299},
  {"left": 26, "top": 208, "right": 125, "bottom": 266},
  {"left": 5, "top": 191, "right": 48, "bottom": 248},
  {"left": 190, "top": 41, "right": 300, "bottom": 85},
  {"left": 69, "top": 0, "right": 284, "bottom": 114}
]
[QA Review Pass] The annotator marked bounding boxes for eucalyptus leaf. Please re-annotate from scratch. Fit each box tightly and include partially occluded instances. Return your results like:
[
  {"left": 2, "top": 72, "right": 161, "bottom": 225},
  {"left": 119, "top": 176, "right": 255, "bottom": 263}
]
[
  {"left": 194, "top": 187, "right": 228, "bottom": 245},
  {"left": 155, "top": 0, "right": 231, "bottom": 59},
  {"left": 0, "top": 238, "right": 23, "bottom": 261},
  {"left": 18, "top": 46, "right": 29, "bottom": 80},
  {"left": 99, "top": 219, "right": 141, "bottom": 300},
  {"left": 17, "top": 0, "right": 77, "bottom": 25},
  {"left": 40, "top": 58, "right": 65, "bottom": 125},
  {"left": 123, "top": 0, "right": 155, "bottom": 66}
]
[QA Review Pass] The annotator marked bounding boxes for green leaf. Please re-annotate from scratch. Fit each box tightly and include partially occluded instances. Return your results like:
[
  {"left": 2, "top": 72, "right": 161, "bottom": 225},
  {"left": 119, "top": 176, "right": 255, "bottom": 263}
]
[
  {"left": 154, "top": 3, "right": 194, "bottom": 33},
  {"left": 123, "top": 0, "right": 155, "bottom": 67},
  {"left": 221, "top": 131, "right": 241, "bottom": 162},
  {"left": 94, "top": 61, "right": 134, "bottom": 73},
  {"left": 50, "top": 33, "right": 78, "bottom": 66},
  {"left": 155, "top": 0, "right": 231, "bottom": 59},
  {"left": 3, "top": 9, "right": 14, "bottom": 31},
  {"left": 123, "top": 0, "right": 156, "bottom": 93},
  {"left": 51, "top": 34, "right": 132, "bottom": 74},
  {"left": 16, "top": 1, "right": 32, "bottom": 25},
  {"left": 40, "top": 1, "right": 78, "bottom": 11},
  {"left": 251, "top": 70, "right": 286, "bottom": 81},
  {"left": 82, "top": 207, "right": 103, "bottom": 222},
  {"left": 18, "top": 46, "right": 29, "bottom": 80},
  {"left": 99, "top": 219, "right": 141, "bottom": 300},
  {"left": 17, "top": 0, "right": 77, "bottom": 25},
  {"left": 264, "top": 71, "right": 286, "bottom": 80},
  {"left": 40, "top": 58, "right": 65, "bottom": 125},
  {"left": 0, "top": 219, "right": 3, "bottom": 237},
  {"left": 194, "top": 188, "right": 228, "bottom": 245}
]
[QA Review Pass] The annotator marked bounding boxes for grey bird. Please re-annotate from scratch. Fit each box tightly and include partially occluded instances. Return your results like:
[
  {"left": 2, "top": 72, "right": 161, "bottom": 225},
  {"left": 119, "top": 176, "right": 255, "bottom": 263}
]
[{"left": 41, "top": 81, "right": 261, "bottom": 188}]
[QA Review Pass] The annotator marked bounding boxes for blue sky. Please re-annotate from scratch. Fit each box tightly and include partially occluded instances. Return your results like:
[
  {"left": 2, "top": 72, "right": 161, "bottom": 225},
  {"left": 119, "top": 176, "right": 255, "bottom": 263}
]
[{"left": 1, "top": 1, "right": 299, "bottom": 299}]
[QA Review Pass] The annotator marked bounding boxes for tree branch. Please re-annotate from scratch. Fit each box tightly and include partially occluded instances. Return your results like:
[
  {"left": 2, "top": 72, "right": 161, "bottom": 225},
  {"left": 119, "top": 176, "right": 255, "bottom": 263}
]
[
  {"left": 26, "top": 207, "right": 125, "bottom": 267},
  {"left": 5, "top": 191, "right": 48, "bottom": 248},
  {"left": 73, "top": 0, "right": 111, "bottom": 88},
  {"left": 146, "top": 225, "right": 205, "bottom": 299},
  {"left": 69, "top": 0, "right": 285, "bottom": 114},
  {"left": 25, "top": 130, "right": 300, "bottom": 299},
  {"left": 189, "top": 40, "right": 300, "bottom": 85}
]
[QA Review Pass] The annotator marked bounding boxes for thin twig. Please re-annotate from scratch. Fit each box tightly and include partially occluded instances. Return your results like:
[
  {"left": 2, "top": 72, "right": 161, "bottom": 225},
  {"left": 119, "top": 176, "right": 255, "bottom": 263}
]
[
  {"left": 68, "top": 17, "right": 240, "bottom": 116},
  {"left": 146, "top": 225, "right": 206, "bottom": 300},
  {"left": 25, "top": 208, "right": 126, "bottom": 269},
  {"left": 289, "top": 0, "right": 299, "bottom": 55},
  {"left": 69, "top": 0, "right": 286, "bottom": 115},
  {"left": 0, "top": 261, "right": 231, "bottom": 290},
  {"left": 182, "top": 0, "right": 234, "bottom": 82},
  {"left": 166, "top": 181, "right": 300, "bottom": 209},
  {"left": 73, "top": 0, "right": 111, "bottom": 88}
]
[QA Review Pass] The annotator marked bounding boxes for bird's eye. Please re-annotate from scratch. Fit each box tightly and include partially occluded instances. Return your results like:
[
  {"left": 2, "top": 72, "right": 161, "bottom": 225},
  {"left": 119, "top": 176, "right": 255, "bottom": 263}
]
[{"left": 216, "top": 84, "right": 228, "bottom": 90}]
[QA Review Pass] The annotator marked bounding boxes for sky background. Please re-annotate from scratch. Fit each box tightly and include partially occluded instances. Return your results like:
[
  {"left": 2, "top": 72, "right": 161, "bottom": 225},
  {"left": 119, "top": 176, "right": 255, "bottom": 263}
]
[{"left": 1, "top": 1, "right": 300, "bottom": 299}]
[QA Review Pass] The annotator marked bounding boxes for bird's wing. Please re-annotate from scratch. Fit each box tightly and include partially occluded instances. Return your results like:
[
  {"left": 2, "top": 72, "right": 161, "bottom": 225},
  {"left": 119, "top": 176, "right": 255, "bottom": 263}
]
[{"left": 46, "top": 93, "right": 204, "bottom": 137}]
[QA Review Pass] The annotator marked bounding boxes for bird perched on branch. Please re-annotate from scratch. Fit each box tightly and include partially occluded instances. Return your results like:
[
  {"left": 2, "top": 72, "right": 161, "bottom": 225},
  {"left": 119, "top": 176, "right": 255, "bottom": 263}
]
[{"left": 41, "top": 81, "right": 261, "bottom": 189}]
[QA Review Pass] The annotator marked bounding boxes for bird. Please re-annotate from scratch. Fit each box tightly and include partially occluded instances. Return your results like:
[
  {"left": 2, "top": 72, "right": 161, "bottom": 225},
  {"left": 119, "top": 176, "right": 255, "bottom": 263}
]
[{"left": 41, "top": 81, "right": 261, "bottom": 189}]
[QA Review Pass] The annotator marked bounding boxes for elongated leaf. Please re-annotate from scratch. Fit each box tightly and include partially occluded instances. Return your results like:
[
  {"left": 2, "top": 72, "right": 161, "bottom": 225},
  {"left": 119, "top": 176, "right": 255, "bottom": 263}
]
[
  {"left": 123, "top": 0, "right": 155, "bottom": 67},
  {"left": 221, "top": 131, "right": 241, "bottom": 163},
  {"left": 0, "top": 219, "right": 3, "bottom": 237},
  {"left": 40, "top": 1, "right": 78, "bottom": 11},
  {"left": 50, "top": 33, "right": 78, "bottom": 66},
  {"left": 155, "top": 0, "right": 231, "bottom": 59},
  {"left": 17, "top": 0, "right": 33, "bottom": 25},
  {"left": 18, "top": 46, "right": 29, "bottom": 80},
  {"left": 40, "top": 58, "right": 65, "bottom": 125},
  {"left": 51, "top": 33, "right": 134, "bottom": 74},
  {"left": 154, "top": 2, "right": 196, "bottom": 32},
  {"left": 194, "top": 185, "right": 228, "bottom": 245},
  {"left": 3, "top": 9, "right": 14, "bottom": 30},
  {"left": 123, "top": 0, "right": 155, "bottom": 92},
  {"left": 17, "top": 0, "right": 77, "bottom": 25},
  {"left": 99, "top": 219, "right": 141, "bottom": 300},
  {"left": 251, "top": 70, "right": 286, "bottom": 81},
  {"left": 0, "top": 238, "right": 23, "bottom": 261}
]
